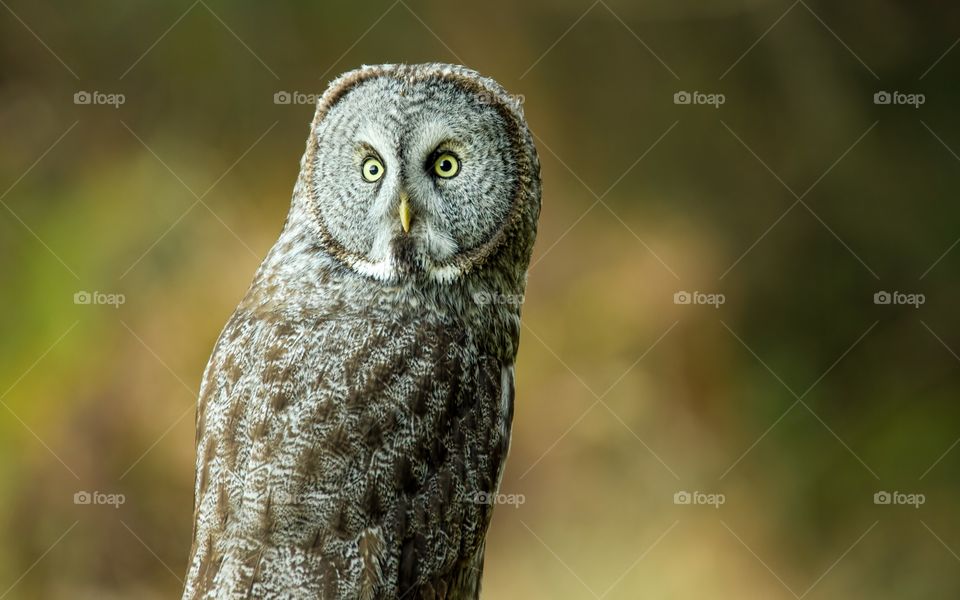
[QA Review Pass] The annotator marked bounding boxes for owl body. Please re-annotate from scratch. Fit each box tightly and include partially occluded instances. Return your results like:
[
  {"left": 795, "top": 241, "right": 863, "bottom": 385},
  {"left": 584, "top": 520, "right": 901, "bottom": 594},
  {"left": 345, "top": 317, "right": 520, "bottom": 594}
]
[{"left": 183, "top": 64, "right": 540, "bottom": 599}]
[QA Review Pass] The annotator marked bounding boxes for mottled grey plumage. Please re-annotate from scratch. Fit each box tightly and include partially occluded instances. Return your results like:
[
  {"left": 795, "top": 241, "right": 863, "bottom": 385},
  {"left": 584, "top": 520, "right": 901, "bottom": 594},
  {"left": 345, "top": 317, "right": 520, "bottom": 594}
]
[{"left": 182, "top": 64, "right": 540, "bottom": 599}]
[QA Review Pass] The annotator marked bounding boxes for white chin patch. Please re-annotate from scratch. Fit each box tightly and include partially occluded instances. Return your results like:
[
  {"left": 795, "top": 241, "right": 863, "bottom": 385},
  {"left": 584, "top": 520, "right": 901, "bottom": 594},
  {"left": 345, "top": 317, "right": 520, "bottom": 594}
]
[
  {"left": 349, "top": 253, "right": 466, "bottom": 284},
  {"left": 356, "top": 226, "right": 464, "bottom": 283},
  {"left": 428, "top": 263, "right": 463, "bottom": 284},
  {"left": 351, "top": 256, "right": 399, "bottom": 282}
]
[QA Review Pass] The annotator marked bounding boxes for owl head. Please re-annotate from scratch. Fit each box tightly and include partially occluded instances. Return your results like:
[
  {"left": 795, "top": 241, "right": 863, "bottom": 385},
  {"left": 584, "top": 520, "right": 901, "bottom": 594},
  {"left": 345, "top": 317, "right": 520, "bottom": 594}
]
[{"left": 295, "top": 63, "right": 540, "bottom": 286}]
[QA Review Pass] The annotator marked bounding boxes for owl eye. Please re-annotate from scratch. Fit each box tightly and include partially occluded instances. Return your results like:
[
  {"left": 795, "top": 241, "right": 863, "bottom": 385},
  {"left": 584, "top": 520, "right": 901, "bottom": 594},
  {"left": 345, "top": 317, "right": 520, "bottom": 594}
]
[
  {"left": 361, "top": 157, "right": 384, "bottom": 182},
  {"left": 432, "top": 153, "right": 460, "bottom": 178}
]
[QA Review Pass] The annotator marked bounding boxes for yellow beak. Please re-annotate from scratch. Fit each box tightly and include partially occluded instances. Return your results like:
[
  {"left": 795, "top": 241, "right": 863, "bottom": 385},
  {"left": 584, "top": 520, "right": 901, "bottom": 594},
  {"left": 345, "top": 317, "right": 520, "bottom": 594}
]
[{"left": 398, "top": 193, "right": 412, "bottom": 233}]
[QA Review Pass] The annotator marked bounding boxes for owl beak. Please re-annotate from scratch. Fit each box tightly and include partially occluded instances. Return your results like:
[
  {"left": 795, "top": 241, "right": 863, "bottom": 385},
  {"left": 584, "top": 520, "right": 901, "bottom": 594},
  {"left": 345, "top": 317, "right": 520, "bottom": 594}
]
[{"left": 398, "top": 192, "right": 412, "bottom": 233}]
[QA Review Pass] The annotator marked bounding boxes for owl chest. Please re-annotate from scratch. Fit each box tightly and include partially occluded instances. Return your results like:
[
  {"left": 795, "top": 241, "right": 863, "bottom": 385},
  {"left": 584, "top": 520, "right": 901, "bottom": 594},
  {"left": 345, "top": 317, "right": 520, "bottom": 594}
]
[{"left": 267, "top": 313, "right": 502, "bottom": 479}]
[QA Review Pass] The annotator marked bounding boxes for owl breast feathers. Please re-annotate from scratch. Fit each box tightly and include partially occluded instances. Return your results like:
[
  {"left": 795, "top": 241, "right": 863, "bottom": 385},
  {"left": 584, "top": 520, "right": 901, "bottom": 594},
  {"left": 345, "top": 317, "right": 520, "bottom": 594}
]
[{"left": 183, "top": 63, "right": 540, "bottom": 599}]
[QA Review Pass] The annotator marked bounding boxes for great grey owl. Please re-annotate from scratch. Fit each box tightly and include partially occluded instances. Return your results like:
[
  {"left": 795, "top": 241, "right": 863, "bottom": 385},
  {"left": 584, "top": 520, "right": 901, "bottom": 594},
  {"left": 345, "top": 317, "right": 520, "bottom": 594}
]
[{"left": 182, "top": 63, "right": 541, "bottom": 599}]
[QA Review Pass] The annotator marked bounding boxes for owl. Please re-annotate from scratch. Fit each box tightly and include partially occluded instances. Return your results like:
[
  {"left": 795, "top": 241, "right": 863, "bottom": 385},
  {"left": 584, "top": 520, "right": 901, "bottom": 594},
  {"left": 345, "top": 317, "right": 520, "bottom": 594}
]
[{"left": 182, "top": 63, "right": 541, "bottom": 599}]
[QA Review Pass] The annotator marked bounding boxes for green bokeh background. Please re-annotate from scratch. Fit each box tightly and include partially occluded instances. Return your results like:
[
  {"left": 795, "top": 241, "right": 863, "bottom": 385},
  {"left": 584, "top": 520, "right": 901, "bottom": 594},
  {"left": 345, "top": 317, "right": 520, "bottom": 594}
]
[{"left": 1, "top": 1, "right": 958, "bottom": 597}]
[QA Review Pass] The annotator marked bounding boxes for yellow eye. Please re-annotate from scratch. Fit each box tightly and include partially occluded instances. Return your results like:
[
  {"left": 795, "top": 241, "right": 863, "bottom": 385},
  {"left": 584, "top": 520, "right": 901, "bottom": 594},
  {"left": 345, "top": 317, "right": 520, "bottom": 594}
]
[
  {"left": 433, "top": 153, "right": 460, "bottom": 178},
  {"left": 361, "top": 157, "right": 384, "bottom": 182}
]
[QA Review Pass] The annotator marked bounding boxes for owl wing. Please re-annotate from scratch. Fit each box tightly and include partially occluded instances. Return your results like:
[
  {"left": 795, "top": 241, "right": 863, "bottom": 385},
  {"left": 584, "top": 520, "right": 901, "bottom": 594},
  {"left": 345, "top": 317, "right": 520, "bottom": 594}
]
[{"left": 182, "top": 306, "right": 514, "bottom": 599}]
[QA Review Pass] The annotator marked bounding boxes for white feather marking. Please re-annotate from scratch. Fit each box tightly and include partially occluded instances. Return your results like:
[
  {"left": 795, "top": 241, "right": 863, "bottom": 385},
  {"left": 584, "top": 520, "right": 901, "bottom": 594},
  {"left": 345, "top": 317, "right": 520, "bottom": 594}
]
[{"left": 495, "top": 364, "right": 514, "bottom": 491}]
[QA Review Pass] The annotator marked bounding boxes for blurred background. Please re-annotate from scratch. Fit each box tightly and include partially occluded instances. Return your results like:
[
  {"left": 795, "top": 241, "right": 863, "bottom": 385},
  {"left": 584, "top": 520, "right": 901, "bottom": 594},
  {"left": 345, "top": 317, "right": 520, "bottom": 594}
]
[{"left": 1, "top": 0, "right": 959, "bottom": 597}]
